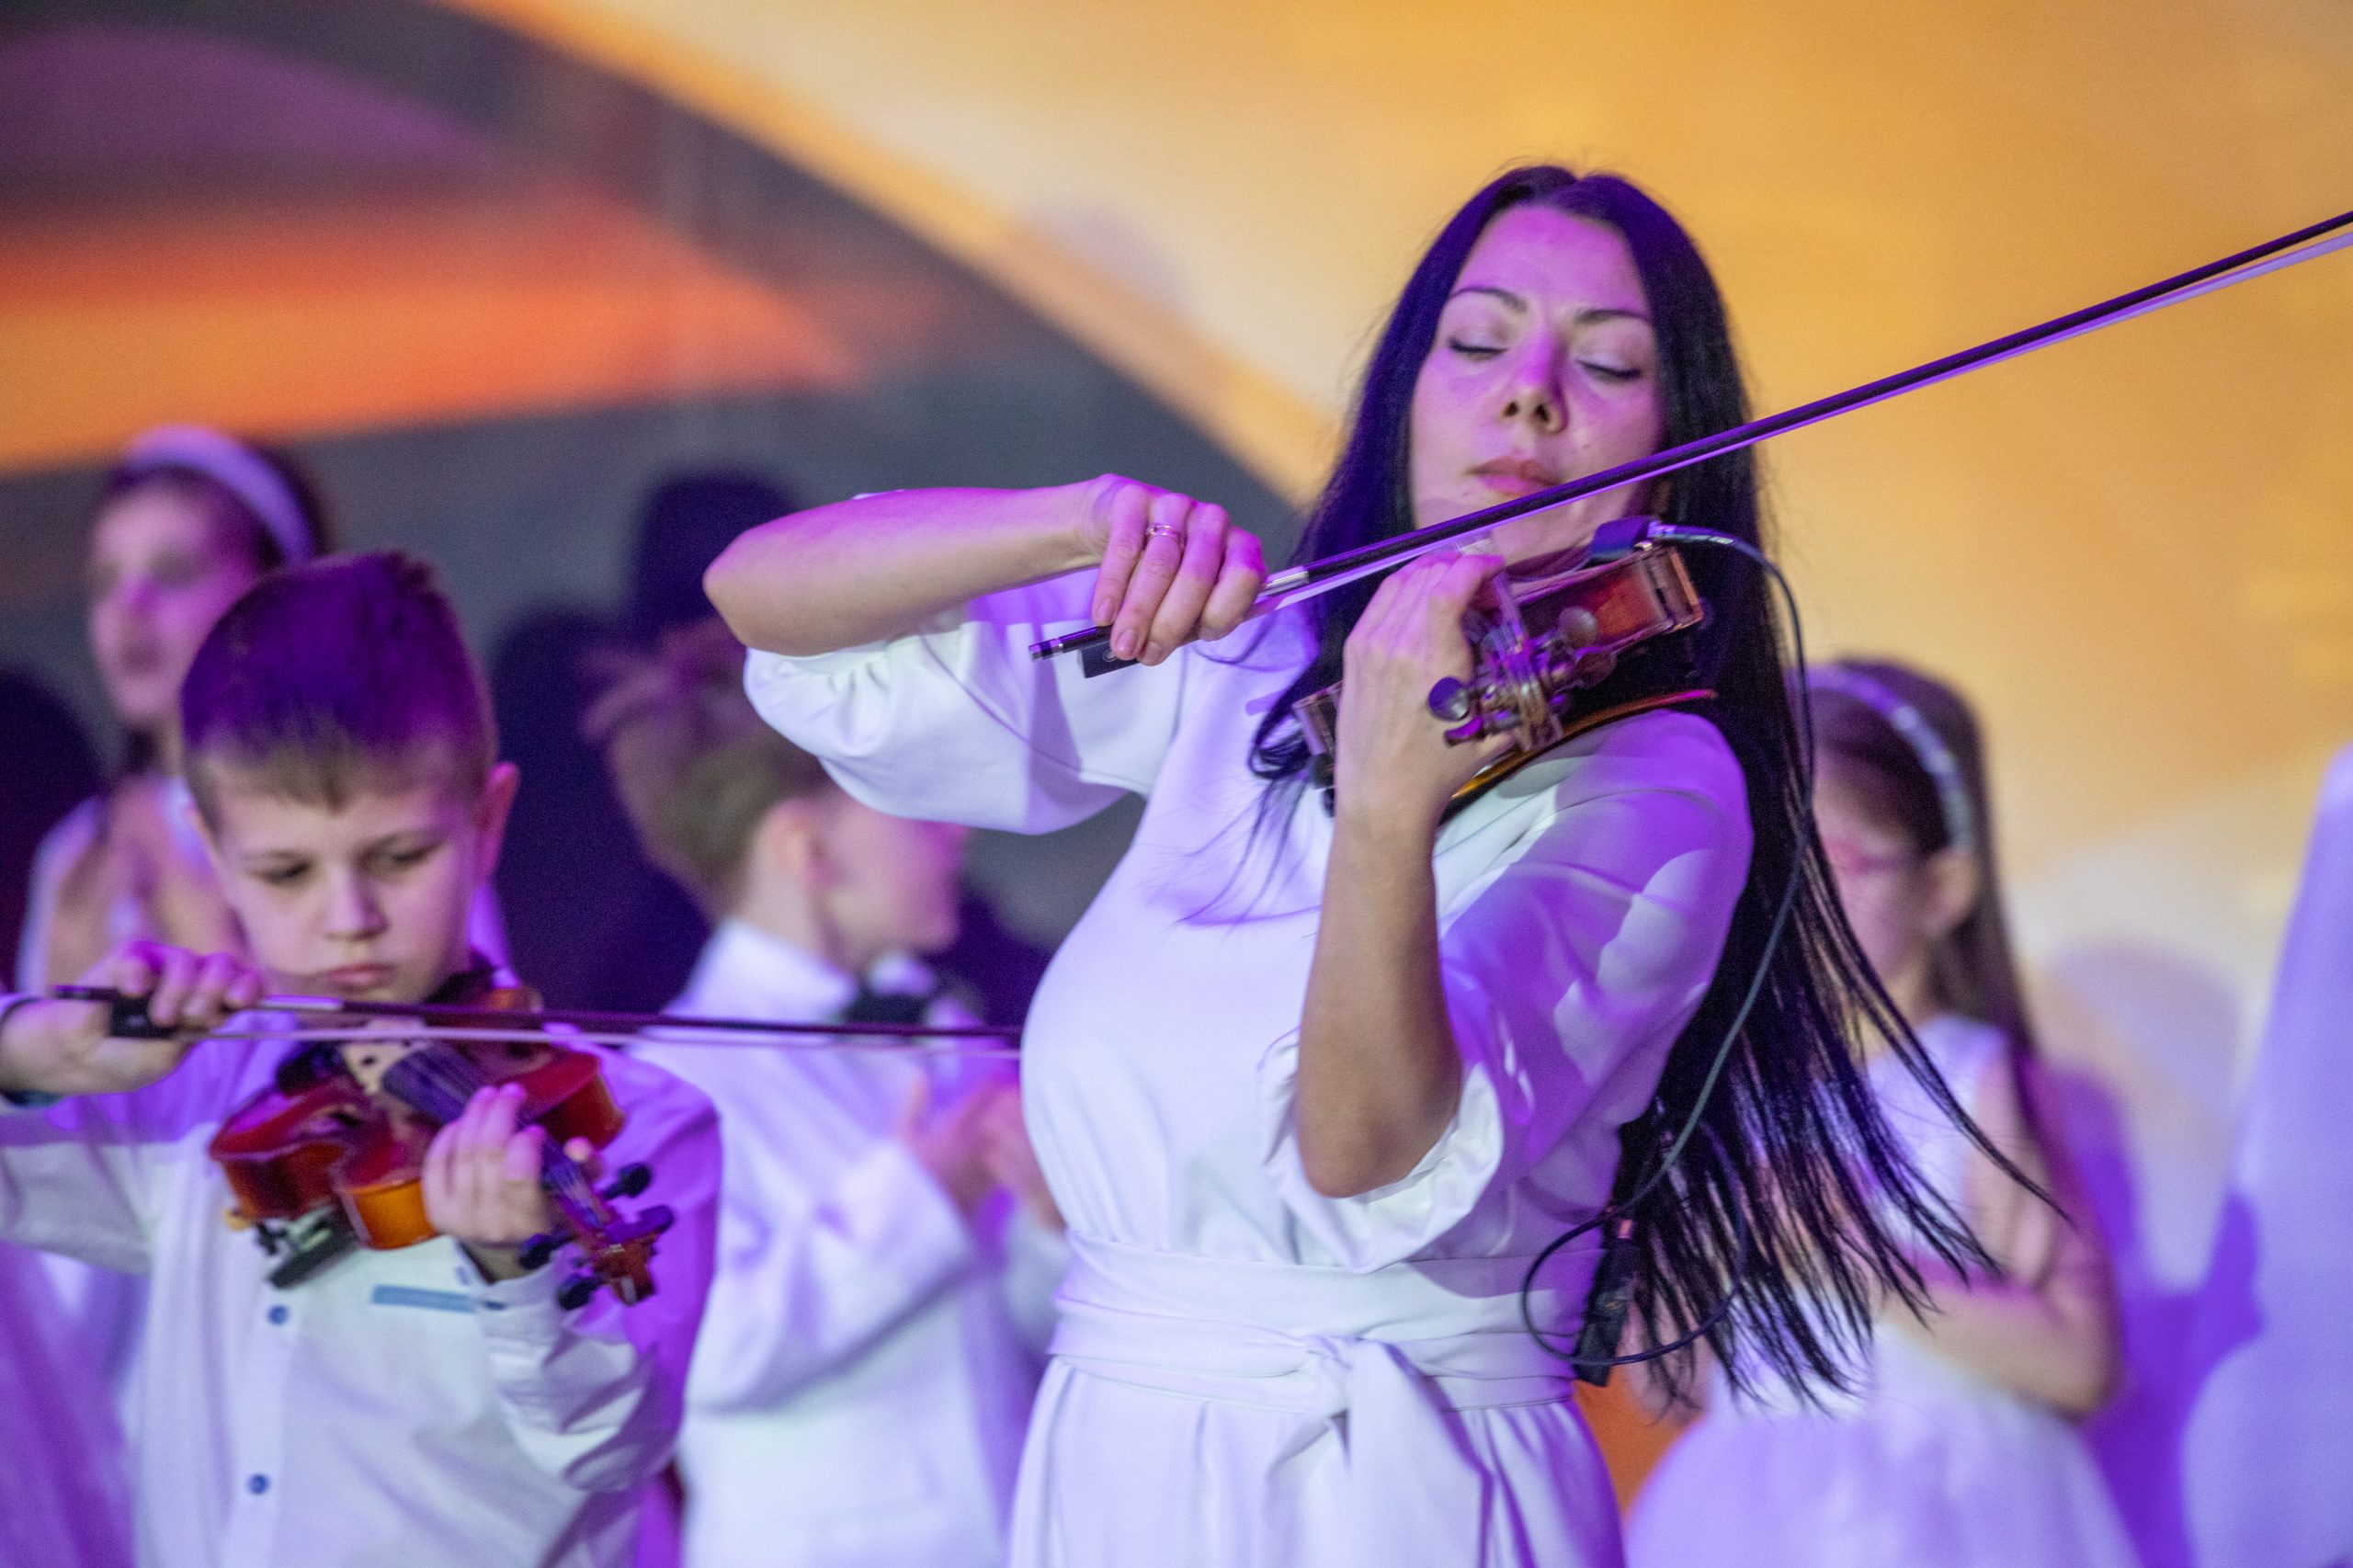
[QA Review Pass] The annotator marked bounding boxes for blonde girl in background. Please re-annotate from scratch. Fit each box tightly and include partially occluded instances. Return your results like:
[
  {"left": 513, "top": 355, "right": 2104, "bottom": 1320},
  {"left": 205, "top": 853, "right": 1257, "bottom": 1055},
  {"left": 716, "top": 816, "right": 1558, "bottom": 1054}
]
[{"left": 591, "top": 620, "right": 1063, "bottom": 1568}]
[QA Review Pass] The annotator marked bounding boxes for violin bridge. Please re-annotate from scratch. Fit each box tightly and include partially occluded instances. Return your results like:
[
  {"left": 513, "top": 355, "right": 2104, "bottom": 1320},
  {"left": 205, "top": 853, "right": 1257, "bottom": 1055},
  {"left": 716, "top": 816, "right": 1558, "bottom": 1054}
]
[{"left": 337, "top": 1034, "right": 429, "bottom": 1096}]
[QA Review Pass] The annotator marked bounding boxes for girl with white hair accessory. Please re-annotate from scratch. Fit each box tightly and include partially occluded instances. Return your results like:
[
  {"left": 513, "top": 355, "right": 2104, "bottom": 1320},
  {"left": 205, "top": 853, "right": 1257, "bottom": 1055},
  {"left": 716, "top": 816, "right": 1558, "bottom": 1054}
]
[
  {"left": 19, "top": 425, "right": 332, "bottom": 993},
  {"left": 1629, "top": 658, "right": 2136, "bottom": 1568},
  {"left": 0, "top": 424, "right": 330, "bottom": 1568}
]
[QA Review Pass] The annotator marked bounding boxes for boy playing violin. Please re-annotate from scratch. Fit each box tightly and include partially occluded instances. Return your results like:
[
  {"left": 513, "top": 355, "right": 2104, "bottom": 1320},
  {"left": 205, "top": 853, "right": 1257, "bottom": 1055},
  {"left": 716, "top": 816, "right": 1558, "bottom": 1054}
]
[{"left": 0, "top": 552, "right": 719, "bottom": 1568}]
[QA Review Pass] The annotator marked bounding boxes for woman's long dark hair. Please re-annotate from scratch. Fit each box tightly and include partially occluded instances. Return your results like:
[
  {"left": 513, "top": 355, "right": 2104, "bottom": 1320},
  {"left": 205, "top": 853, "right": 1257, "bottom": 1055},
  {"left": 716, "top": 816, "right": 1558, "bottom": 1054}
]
[{"left": 1252, "top": 165, "right": 1985, "bottom": 1397}]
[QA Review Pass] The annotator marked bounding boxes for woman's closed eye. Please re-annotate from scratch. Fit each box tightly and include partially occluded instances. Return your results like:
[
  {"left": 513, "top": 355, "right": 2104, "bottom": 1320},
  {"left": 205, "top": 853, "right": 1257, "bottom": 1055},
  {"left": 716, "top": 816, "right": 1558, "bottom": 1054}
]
[
  {"left": 1446, "top": 336, "right": 1505, "bottom": 359},
  {"left": 1578, "top": 358, "right": 1644, "bottom": 384},
  {"left": 253, "top": 860, "right": 312, "bottom": 888}
]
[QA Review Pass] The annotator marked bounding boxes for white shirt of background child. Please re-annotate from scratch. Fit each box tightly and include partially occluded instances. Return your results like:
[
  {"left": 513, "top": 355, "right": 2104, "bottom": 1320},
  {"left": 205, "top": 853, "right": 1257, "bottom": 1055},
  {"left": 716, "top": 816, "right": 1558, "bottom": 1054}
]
[{"left": 636, "top": 921, "right": 1062, "bottom": 1568}]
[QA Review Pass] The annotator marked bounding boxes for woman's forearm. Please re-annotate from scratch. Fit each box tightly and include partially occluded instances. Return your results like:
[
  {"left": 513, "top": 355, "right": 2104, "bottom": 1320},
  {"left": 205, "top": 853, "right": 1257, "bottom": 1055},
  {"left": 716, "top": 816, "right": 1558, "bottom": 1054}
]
[
  {"left": 1294, "top": 809, "right": 1464, "bottom": 1198},
  {"left": 705, "top": 485, "right": 1094, "bottom": 655}
]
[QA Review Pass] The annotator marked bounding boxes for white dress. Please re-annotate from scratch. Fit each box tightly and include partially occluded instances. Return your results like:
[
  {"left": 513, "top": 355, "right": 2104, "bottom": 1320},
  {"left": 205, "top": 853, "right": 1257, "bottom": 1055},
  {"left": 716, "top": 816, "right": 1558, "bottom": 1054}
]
[
  {"left": 635, "top": 921, "right": 1062, "bottom": 1568},
  {"left": 1626, "top": 1014, "right": 2141, "bottom": 1568},
  {"left": 745, "top": 569, "right": 1755, "bottom": 1568}
]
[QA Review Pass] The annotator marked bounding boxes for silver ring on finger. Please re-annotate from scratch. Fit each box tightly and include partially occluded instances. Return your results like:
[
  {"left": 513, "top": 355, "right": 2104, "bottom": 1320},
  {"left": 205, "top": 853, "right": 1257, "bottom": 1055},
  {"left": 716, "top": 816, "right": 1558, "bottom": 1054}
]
[{"left": 1143, "top": 522, "right": 1184, "bottom": 543}]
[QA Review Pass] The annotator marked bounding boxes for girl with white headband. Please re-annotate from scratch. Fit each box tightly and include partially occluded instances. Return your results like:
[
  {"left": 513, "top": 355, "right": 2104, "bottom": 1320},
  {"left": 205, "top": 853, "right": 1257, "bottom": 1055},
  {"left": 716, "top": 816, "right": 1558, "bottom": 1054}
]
[
  {"left": 0, "top": 426, "right": 328, "bottom": 1568},
  {"left": 1630, "top": 658, "right": 2134, "bottom": 1568},
  {"left": 20, "top": 426, "right": 329, "bottom": 993}
]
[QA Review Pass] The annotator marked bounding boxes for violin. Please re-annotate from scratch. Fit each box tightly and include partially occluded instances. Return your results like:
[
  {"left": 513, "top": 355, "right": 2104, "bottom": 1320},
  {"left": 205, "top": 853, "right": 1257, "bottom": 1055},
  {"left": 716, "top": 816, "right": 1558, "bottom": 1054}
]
[
  {"left": 198, "top": 970, "right": 670, "bottom": 1304},
  {"left": 57, "top": 972, "right": 1027, "bottom": 1299},
  {"left": 1293, "top": 518, "right": 1712, "bottom": 809}
]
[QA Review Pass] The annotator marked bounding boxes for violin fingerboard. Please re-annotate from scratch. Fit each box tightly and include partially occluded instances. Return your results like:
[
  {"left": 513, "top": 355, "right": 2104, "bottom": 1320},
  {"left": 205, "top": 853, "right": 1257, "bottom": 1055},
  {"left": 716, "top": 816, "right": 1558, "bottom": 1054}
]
[{"left": 380, "top": 1045, "right": 490, "bottom": 1125}]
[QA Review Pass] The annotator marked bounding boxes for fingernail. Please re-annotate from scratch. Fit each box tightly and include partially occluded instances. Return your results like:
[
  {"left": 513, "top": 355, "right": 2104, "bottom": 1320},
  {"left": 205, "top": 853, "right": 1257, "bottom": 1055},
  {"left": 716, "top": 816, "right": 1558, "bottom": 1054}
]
[
  {"left": 1113, "top": 629, "right": 1138, "bottom": 660},
  {"left": 1142, "top": 642, "right": 1165, "bottom": 665}
]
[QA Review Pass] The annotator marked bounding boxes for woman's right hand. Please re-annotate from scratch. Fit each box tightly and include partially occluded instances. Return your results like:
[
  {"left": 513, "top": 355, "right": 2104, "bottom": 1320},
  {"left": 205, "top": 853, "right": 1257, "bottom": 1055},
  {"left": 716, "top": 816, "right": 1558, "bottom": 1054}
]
[{"left": 1073, "top": 475, "right": 1265, "bottom": 665}]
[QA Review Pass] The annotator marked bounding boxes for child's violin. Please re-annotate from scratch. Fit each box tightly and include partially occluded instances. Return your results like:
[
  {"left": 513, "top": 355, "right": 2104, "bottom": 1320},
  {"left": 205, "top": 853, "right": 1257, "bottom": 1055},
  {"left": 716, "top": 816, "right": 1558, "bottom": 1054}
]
[
  {"left": 88, "top": 970, "right": 673, "bottom": 1305},
  {"left": 56, "top": 974, "right": 1022, "bottom": 1300}
]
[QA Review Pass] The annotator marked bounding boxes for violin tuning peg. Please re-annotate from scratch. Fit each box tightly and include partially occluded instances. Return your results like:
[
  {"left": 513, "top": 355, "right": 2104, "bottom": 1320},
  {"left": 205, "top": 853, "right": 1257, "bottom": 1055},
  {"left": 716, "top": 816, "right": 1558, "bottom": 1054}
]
[
  {"left": 602, "top": 1164, "right": 653, "bottom": 1201},
  {"left": 1427, "top": 676, "right": 1473, "bottom": 722},
  {"left": 555, "top": 1273, "right": 600, "bottom": 1312},
  {"left": 517, "top": 1233, "right": 564, "bottom": 1271}
]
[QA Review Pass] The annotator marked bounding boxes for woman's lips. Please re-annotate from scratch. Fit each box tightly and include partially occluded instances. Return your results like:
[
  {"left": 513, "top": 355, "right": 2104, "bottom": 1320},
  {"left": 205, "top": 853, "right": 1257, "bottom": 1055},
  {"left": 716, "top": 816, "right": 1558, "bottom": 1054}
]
[{"left": 1471, "top": 460, "right": 1565, "bottom": 499}]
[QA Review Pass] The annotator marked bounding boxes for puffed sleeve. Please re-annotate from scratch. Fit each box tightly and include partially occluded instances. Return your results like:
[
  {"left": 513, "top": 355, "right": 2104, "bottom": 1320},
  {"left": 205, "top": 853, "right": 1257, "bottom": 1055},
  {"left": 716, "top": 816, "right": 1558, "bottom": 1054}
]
[
  {"left": 1257, "top": 710, "right": 1754, "bottom": 1270},
  {"left": 743, "top": 570, "right": 1189, "bottom": 834}
]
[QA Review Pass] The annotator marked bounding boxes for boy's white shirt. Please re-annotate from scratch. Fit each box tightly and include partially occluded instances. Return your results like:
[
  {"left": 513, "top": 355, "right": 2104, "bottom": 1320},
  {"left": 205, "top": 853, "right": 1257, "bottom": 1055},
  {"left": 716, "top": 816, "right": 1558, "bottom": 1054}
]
[
  {"left": 635, "top": 920, "right": 1064, "bottom": 1568},
  {"left": 0, "top": 1009, "right": 720, "bottom": 1568}
]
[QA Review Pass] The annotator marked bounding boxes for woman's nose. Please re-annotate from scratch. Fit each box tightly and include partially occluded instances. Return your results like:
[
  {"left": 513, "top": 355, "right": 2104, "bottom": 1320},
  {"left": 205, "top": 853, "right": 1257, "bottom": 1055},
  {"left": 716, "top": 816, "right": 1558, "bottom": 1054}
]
[{"left": 1497, "top": 346, "right": 1567, "bottom": 436}]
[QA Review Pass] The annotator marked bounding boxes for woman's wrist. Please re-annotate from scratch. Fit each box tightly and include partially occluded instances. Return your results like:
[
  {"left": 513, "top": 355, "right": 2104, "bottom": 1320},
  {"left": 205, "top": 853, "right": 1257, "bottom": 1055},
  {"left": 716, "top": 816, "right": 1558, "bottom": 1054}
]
[
  {"left": 1331, "top": 791, "right": 1444, "bottom": 857},
  {"left": 1050, "top": 476, "right": 1114, "bottom": 576}
]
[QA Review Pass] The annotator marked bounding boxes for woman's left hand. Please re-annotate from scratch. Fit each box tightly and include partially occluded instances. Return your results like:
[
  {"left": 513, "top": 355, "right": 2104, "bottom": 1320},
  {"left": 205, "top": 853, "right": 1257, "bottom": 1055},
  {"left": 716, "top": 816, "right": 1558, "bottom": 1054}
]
[{"left": 1331, "top": 550, "right": 1514, "bottom": 836}]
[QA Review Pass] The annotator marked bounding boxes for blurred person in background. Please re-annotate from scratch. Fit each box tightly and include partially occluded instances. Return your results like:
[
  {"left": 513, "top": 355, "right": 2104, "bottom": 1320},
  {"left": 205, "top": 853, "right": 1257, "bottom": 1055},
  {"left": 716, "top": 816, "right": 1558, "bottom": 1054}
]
[
  {"left": 0, "top": 670, "right": 101, "bottom": 969},
  {"left": 7, "top": 425, "right": 335, "bottom": 1491},
  {"left": 1628, "top": 660, "right": 2135, "bottom": 1568},
  {"left": 0, "top": 670, "right": 124, "bottom": 1567},
  {"left": 591, "top": 619, "right": 1063, "bottom": 1568},
  {"left": 21, "top": 426, "right": 333, "bottom": 991}
]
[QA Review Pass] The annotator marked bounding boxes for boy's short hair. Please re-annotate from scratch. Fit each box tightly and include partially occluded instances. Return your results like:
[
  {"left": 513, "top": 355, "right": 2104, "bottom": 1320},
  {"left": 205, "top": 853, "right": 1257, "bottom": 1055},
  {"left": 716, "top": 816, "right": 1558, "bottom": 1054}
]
[
  {"left": 586, "top": 619, "right": 832, "bottom": 917},
  {"left": 180, "top": 551, "right": 495, "bottom": 822}
]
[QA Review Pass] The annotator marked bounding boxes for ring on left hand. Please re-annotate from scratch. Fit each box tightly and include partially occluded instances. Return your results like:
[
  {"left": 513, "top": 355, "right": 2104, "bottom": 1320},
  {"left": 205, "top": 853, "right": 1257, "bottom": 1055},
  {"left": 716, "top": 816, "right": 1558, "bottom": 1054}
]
[{"left": 1144, "top": 522, "right": 1184, "bottom": 542}]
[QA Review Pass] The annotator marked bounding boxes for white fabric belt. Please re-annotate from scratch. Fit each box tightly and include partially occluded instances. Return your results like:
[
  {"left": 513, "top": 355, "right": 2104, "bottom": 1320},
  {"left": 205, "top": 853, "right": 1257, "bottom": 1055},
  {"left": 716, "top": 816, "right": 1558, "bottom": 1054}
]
[{"left": 1048, "top": 1235, "right": 1598, "bottom": 1559}]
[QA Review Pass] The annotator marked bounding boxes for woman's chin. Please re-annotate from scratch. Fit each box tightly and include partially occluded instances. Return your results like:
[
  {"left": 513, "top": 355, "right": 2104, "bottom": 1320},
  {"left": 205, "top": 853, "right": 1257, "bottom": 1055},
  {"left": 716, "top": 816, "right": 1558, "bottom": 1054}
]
[{"left": 1492, "top": 514, "right": 1600, "bottom": 565}]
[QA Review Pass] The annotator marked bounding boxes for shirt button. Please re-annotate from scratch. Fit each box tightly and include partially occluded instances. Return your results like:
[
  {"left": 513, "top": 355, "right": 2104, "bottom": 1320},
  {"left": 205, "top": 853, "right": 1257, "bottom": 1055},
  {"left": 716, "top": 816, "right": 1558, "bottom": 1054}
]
[
  {"left": 267, "top": 1305, "right": 289, "bottom": 1325},
  {"left": 246, "top": 1474, "right": 270, "bottom": 1495}
]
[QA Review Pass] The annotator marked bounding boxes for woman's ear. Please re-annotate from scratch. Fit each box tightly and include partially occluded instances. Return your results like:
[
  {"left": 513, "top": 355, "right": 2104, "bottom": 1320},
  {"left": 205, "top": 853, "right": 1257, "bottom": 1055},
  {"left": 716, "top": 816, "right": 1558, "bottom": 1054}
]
[{"left": 1919, "top": 845, "right": 1982, "bottom": 943}]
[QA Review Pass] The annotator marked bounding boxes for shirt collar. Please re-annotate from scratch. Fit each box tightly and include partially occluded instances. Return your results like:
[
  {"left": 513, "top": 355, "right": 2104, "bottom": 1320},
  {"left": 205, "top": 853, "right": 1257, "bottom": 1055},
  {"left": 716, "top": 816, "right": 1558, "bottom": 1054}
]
[{"left": 676, "top": 919, "right": 859, "bottom": 1022}]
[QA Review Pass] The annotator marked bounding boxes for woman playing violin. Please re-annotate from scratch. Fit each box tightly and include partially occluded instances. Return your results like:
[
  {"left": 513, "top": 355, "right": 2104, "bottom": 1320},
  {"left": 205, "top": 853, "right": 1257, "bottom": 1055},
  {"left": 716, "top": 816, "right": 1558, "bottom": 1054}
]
[{"left": 710, "top": 165, "right": 1979, "bottom": 1568}]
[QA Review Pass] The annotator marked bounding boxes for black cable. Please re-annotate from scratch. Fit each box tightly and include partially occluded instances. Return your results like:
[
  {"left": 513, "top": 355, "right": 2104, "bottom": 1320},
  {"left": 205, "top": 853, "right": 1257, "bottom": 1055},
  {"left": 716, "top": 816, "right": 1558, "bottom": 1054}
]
[{"left": 1518, "top": 528, "right": 1817, "bottom": 1375}]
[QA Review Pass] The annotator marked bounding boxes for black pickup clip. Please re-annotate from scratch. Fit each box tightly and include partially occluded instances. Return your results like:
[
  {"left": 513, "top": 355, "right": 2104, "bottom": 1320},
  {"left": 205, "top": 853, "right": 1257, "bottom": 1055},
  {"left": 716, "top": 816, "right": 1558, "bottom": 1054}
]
[
  {"left": 1585, "top": 516, "right": 1659, "bottom": 563},
  {"left": 1572, "top": 1214, "right": 1642, "bottom": 1387},
  {"left": 1079, "top": 642, "right": 1135, "bottom": 678}
]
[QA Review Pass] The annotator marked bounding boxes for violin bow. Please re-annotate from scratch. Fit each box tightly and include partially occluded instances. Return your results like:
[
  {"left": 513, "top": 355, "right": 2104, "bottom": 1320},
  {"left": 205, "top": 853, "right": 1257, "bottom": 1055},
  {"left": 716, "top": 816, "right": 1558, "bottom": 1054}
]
[
  {"left": 1031, "top": 205, "right": 2353, "bottom": 663},
  {"left": 50, "top": 984, "right": 1026, "bottom": 1058}
]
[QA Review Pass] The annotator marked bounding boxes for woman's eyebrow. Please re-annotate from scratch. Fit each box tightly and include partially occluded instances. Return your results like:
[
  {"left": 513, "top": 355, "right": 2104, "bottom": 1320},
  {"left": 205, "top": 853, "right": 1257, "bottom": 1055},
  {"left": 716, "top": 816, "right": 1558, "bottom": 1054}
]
[
  {"left": 1447, "top": 284, "right": 1526, "bottom": 311},
  {"left": 1445, "top": 287, "right": 1652, "bottom": 327}
]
